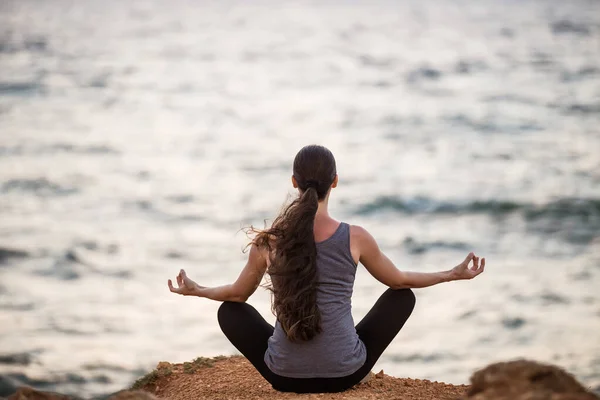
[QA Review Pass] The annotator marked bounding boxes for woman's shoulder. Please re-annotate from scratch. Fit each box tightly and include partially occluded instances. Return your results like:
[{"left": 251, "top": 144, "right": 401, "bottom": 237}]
[
  {"left": 347, "top": 224, "right": 378, "bottom": 264},
  {"left": 348, "top": 224, "right": 374, "bottom": 243}
]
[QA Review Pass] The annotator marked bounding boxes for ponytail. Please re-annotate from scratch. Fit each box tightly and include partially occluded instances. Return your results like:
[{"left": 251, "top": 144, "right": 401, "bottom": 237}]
[
  {"left": 251, "top": 144, "right": 336, "bottom": 342},
  {"left": 254, "top": 186, "right": 322, "bottom": 342}
]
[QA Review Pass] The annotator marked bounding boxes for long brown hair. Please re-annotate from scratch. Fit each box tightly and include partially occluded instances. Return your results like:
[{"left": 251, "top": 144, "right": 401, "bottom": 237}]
[{"left": 253, "top": 145, "right": 337, "bottom": 342}]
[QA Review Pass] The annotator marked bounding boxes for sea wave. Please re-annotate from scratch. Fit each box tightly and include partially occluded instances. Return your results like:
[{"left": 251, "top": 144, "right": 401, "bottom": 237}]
[
  {"left": 355, "top": 196, "right": 600, "bottom": 243},
  {"left": 0, "top": 80, "right": 44, "bottom": 96},
  {"left": 0, "top": 144, "right": 119, "bottom": 157},
  {"left": 0, "top": 33, "right": 48, "bottom": 54},
  {"left": 0, "top": 371, "right": 111, "bottom": 395},
  {"left": 402, "top": 237, "right": 469, "bottom": 255},
  {"left": 355, "top": 196, "right": 600, "bottom": 219},
  {"left": 551, "top": 20, "right": 592, "bottom": 36},
  {"left": 1, "top": 178, "right": 78, "bottom": 197},
  {"left": 442, "top": 114, "right": 543, "bottom": 133},
  {"left": 0, "top": 247, "right": 29, "bottom": 264},
  {"left": 388, "top": 352, "right": 459, "bottom": 363}
]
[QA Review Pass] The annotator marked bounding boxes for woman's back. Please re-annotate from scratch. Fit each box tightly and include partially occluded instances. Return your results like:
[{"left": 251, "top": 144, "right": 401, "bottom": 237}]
[
  {"left": 168, "top": 144, "right": 485, "bottom": 393},
  {"left": 264, "top": 222, "right": 367, "bottom": 378}
]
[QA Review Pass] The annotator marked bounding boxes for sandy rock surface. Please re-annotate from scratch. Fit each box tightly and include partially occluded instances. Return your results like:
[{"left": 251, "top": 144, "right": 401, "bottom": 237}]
[
  {"left": 4, "top": 357, "right": 598, "bottom": 400},
  {"left": 134, "top": 357, "right": 599, "bottom": 400},
  {"left": 135, "top": 355, "right": 468, "bottom": 400}
]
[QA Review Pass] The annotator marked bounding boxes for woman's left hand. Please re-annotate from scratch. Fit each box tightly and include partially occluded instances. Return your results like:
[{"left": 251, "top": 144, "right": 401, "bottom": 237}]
[
  {"left": 451, "top": 252, "right": 485, "bottom": 281},
  {"left": 168, "top": 269, "right": 203, "bottom": 296}
]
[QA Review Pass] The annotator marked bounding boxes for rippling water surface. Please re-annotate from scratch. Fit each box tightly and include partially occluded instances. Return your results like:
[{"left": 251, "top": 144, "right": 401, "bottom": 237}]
[{"left": 1, "top": 0, "right": 599, "bottom": 396}]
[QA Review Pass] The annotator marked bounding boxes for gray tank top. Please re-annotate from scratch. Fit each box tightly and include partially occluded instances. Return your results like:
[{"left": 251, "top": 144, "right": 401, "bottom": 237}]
[{"left": 263, "top": 222, "right": 367, "bottom": 378}]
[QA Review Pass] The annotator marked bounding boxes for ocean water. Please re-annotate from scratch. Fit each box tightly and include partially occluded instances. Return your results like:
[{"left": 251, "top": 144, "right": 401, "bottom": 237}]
[{"left": 1, "top": 0, "right": 599, "bottom": 397}]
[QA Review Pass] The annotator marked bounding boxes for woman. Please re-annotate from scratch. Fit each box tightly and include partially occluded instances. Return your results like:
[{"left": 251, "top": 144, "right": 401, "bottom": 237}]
[{"left": 167, "top": 144, "right": 485, "bottom": 393}]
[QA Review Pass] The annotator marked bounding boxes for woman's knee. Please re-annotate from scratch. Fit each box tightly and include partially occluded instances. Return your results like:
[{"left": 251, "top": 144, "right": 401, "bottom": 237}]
[
  {"left": 217, "top": 301, "right": 243, "bottom": 329},
  {"left": 389, "top": 288, "right": 416, "bottom": 312},
  {"left": 404, "top": 288, "right": 416, "bottom": 307}
]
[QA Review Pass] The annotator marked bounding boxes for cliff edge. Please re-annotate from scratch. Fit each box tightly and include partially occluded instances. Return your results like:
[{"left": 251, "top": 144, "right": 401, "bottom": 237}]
[{"left": 6, "top": 356, "right": 599, "bottom": 400}]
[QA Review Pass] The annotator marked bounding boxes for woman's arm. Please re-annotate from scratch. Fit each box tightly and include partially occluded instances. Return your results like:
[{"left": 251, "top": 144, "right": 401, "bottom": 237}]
[
  {"left": 353, "top": 226, "right": 485, "bottom": 289},
  {"left": 167, "top": 244, "right": 268, "bottom": 302}
]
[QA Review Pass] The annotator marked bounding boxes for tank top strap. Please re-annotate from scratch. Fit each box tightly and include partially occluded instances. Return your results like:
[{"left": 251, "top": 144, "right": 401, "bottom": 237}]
[{"left": 339, "top": 222, "right": 353, "bottom": 262}]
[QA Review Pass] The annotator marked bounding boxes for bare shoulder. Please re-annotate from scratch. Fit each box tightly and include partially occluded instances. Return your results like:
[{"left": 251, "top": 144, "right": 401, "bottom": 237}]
[
  {"left": 349, "top": 225, "right": 378, "bottom": 264},
  {"left": 247, "top": 242, "right": 270, "bottom": 267},
  {"left": 349, "top": 224, "right": 376, "bottom": 245}
]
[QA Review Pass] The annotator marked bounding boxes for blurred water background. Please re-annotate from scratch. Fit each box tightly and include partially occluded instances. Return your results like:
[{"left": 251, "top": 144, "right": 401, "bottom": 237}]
[{"left": 1, "top": 0, "right": 599, "bottom": 397}]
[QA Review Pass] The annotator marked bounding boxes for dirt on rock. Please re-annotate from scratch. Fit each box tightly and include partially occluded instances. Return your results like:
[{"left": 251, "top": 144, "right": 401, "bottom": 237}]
[
  {"left": 6, "top": 357, "right": 599, "bottom": 400},
  {"left": 134, "top": 355, "right": 468, "bottom": 400}
]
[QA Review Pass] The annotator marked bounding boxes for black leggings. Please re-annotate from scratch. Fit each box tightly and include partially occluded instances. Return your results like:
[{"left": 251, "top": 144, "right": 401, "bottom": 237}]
[{"left": 217, "top": 288, "right": 416, "bottom": 393}]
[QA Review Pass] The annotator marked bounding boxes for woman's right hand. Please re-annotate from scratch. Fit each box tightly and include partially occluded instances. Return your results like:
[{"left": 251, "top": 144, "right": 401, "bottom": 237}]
[
  {"left": 168, "top": 269, "right": 203, "bottom": 296},
  {"left": 451, "top": 252, "right": 485, "bottom": 281}
]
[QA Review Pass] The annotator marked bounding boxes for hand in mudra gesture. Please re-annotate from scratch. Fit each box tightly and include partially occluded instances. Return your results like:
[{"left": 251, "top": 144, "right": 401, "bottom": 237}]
[
  {"left": 168, "top": 269, "right": 203, "bottom": 296},
  {"left": 452, "top": 252, "right": 485, "bottom": 280}
]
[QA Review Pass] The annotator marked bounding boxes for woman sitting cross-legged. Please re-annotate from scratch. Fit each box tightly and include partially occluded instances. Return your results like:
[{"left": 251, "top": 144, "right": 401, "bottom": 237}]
[{"left": 167, "top": 144, "right": 485, "bottom": 393}]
